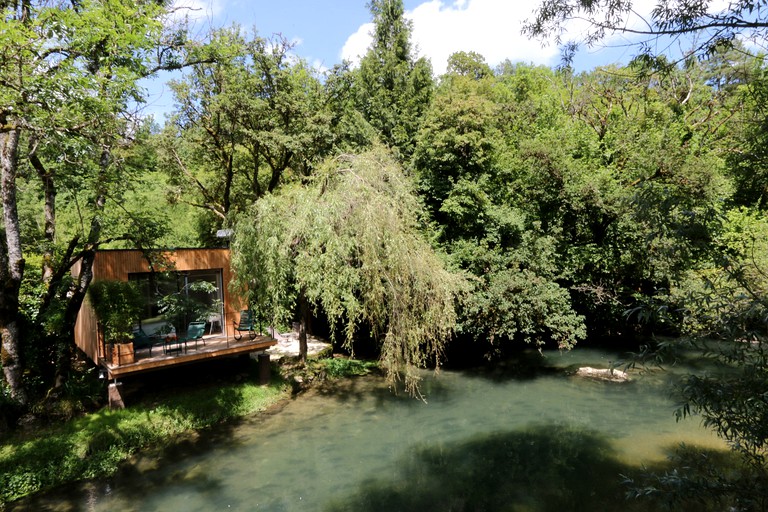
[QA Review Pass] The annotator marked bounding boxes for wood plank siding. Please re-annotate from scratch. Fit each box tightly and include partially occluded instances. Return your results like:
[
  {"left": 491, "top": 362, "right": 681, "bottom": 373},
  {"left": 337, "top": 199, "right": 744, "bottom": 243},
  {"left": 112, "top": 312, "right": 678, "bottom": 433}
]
[{"left": 74, "top": 249, "right": 246, "bottom": 364}]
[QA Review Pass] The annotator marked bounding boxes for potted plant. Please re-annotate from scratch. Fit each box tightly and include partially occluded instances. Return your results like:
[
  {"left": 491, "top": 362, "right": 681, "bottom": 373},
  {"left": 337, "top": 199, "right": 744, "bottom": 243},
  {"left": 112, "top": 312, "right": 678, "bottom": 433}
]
[{"left": 88, "top": 280, "right": 144, "bottom": 365}]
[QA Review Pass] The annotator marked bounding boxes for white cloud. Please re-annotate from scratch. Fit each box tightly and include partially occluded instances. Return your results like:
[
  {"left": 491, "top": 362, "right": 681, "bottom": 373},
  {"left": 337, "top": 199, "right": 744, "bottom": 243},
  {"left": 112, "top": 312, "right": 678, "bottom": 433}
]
[
  {"left": 409, "top": 0, "right": 560, "bottom": 74},
  {"left": 341, "top": 0, "right": 561, "bottom": 75},
  {"left": 341, "top": 22, "right": 375, "bottom": 67},
  {"left": 340, "top": 0, "right": 741, "bottom": 76}
]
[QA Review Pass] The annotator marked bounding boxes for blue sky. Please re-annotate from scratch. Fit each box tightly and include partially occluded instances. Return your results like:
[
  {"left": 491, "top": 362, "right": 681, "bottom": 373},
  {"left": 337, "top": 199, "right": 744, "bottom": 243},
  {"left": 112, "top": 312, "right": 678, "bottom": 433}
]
[
  {"left": 169, "top": 0, "right": 607, "bottom": 70},
  {"left": 142, "top": 0, "right": 668, "bottom": 119},
  {"left": 177, "top": 1, "right": 376, "bottom": 70}
]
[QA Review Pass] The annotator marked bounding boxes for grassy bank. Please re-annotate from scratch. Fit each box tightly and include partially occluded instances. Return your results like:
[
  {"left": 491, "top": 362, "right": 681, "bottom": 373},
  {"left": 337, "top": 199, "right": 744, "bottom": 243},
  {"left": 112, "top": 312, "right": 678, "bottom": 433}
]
[
  {"left": 0, "top": 356, "right": 379, "bottom": 507},
  {"left": 0, "top": 365, "right": 290, "bottom": 505}
]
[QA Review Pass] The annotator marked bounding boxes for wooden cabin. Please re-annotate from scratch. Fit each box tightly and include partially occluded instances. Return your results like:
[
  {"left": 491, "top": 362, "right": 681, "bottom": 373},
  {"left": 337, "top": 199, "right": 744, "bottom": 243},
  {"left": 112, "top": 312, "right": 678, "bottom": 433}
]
[{"left": 74, "top": 249, "right": 276, "bottom": 393}]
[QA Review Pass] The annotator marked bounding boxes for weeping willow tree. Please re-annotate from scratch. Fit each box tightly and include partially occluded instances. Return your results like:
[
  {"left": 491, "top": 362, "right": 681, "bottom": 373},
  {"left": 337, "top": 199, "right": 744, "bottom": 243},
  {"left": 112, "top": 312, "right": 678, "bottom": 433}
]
[{"left": 231, "top": 148, "right": 464, "bottom": 394}]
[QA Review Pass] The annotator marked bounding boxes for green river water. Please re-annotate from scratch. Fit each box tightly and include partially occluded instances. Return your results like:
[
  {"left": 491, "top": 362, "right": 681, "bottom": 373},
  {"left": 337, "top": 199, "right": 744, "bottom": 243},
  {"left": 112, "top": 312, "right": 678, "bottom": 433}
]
[{"left": 14, "top": 348, "right": 726, "bottom": 511}]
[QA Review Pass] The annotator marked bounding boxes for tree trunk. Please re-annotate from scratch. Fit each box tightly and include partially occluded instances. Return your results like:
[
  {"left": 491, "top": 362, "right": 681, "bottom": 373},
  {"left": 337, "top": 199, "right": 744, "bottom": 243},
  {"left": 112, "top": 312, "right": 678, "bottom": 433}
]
[
  {"left": 298, "top": 290, "right": 310, "bottom": 362},
  {"left": 223, "top": 151, "right": 233, "bottom": 215},
  {"left": 54, "top": 239, "right": 98, "bottom": 388},
  {"left": 250, "top": 146, "right": 262, "bottom": 198},
  {"left": 0, "top": 125, "right": 27, "bottom": 405},
  {"left": 52, "top": 148, "right": 109, "bottom": 387},
  {"left": 28, "top": 138, "right": 55, "bottom": 284}
]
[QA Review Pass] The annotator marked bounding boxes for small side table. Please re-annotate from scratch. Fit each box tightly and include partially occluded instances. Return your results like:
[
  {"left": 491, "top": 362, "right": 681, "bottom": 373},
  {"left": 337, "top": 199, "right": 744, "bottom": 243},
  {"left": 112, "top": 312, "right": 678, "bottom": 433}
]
[{"left": 164, "top": 334, "right": 183, "bottom": 354}]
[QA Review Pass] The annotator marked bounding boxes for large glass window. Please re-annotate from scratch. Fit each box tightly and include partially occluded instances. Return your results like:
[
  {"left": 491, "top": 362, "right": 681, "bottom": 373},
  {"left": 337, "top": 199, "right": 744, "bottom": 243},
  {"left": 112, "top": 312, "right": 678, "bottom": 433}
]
[{"left": 129, "top": 269, "right": 224, "bottom": 335}]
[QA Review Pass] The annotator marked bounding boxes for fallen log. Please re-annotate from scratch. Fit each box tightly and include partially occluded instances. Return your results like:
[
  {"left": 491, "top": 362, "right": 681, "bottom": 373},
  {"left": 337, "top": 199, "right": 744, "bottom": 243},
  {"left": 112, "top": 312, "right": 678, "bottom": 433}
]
[{"left": 575, "top": 366, "right": 630, "bottom": 382}]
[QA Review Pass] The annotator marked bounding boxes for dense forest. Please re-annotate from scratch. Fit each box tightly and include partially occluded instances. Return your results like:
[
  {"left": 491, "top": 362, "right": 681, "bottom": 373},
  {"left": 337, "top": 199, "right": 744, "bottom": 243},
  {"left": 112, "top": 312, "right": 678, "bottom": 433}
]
[{"left": 3, "top": 0, "right": 768, "bottom": 504}]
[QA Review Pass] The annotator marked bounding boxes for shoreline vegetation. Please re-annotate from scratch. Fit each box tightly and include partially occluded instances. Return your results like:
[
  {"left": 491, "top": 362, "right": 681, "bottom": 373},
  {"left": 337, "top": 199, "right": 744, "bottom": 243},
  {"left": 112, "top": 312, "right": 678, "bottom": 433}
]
[{"left": 0, "top": 356, "right": 378, "bottom": 507}]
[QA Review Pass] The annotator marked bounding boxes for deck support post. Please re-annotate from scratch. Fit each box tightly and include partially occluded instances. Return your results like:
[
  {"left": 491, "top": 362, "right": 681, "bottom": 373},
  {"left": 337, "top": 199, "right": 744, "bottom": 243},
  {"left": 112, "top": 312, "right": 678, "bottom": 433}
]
[
  {"left": 108, "top": 381, "right": 126, "bottom": 409},
  {"left": 258, "top": 353, "right": 271, "bottom": 385}
]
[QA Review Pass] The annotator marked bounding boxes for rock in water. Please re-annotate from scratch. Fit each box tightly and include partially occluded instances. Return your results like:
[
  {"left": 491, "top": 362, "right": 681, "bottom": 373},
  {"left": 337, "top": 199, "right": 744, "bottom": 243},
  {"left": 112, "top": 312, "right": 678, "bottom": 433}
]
[{"left": 575, "top": 366, "right": 630, "bottom": 382}]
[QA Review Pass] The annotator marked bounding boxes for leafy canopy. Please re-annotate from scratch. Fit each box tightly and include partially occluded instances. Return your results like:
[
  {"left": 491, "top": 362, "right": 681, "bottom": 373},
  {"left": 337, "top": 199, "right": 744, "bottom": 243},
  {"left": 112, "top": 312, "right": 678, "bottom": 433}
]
[
  {"left": 231, "top": 148, "right": 465, "bottom": 394},
  {"left": 354, "top": 0, "right": 433, "bottom": 158}
]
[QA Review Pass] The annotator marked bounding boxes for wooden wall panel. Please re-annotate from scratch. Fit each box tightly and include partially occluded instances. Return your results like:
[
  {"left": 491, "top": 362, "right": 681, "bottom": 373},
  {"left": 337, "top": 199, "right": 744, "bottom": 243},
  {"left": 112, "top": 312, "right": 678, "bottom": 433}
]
[{"left": 75, "top": 294, "right": 101, "bottom": 362}]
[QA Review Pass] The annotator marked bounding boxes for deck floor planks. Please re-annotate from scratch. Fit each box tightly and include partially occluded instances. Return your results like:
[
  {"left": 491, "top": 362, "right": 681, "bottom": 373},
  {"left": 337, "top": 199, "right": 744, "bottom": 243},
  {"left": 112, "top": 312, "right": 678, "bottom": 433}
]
[{"left": 102, "top": 334, "right": 277, "bottom": 379}]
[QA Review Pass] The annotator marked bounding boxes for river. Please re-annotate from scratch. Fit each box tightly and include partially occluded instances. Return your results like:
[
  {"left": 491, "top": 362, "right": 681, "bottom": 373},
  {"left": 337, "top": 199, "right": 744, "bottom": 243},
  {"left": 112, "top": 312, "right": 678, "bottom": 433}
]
[{"left": 12, "top": 348, "right": 725, "bottom": 511}]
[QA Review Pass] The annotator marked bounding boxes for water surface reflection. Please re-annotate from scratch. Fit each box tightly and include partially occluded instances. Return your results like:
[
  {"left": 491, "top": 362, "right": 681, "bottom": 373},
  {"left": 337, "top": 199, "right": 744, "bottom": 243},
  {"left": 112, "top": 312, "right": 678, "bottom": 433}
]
[{"left": 12, "top": 349, "right": 726, "bottom": 511}]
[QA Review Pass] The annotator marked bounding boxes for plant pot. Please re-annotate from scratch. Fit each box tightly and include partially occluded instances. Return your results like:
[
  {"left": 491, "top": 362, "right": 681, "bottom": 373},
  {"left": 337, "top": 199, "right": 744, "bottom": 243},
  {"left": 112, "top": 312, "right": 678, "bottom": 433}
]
[{"left": 111, "top": 342, "right": 135, "bottom": 365}]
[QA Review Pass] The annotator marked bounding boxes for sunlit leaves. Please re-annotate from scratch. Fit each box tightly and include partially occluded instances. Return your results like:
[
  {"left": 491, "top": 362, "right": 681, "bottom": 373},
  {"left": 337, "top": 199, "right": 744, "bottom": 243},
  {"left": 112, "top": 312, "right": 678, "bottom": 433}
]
[
  {"left": 1, "top": 0, "right": 165, "bottom": 126},
  {"left": 354, "top": 0, "right": 433, "bottom": 159},
  {"left": 157, "top": 27, "right": 332, "bottom": 230},
  {"left": 464, "top": 268, "right": 586, "bottom": 351},
  {"left": 231, "top": 148, "right": 465, "bottom": 394}
]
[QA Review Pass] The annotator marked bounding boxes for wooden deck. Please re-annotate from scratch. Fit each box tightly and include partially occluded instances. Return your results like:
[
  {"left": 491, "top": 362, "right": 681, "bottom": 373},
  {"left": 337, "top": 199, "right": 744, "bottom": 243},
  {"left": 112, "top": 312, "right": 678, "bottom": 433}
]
[{"left": 101, "top": 334, "right": 278, "bottom": 379}]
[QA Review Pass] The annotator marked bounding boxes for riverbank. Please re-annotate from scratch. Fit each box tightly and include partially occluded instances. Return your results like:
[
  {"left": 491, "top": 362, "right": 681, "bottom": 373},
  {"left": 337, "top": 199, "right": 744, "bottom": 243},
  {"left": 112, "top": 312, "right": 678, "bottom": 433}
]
[{"left": 0, "top": 354, "right": 375, "bottom": 508}]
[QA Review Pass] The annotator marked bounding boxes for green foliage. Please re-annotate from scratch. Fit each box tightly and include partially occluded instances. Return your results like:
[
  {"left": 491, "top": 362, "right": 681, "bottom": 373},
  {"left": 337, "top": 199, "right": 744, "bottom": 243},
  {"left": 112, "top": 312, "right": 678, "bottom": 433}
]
[
  {"left": 323, "top": 62, "right": 381, "bottom": 153},
  {"left": 0, "top": 0, "right": 167, "bottom": 123},
  {"left": 464, "top": 269, "right": 586, "bottom": 351},
  {"left": 315, "top": 358, "right": 379, "bottom": 379},
  {"left": 670, "top": 208, "right": 768, "bottom": 338},
  {"left": 354, "top": 0, "right": 433, "bottom": 158},
  {"left": 232, "top": 148, "right": 465, "bottom": 394},
  {"left": 88, "top": 281, "right": 144, "bottom": 343},
  {"left": 728, "top": 64, "right": 768, "bottom": 207},
  {"left": 413, "top": 63, "right": 593, "bottom": 351},
  {"left": 17, "top": 254, "right": 46, "bottom": 325},
  {"left": 414, "top": 69, "right": 502, "bottom": 237},
  {"left": 114, "top": 170, "right": 200, "bottom": 249},
  {"left": 445, "top": 51, "right": 493, "bottom": 80},
  {"left": 157, "top": 27, "right": 333, "bottom": 234}
]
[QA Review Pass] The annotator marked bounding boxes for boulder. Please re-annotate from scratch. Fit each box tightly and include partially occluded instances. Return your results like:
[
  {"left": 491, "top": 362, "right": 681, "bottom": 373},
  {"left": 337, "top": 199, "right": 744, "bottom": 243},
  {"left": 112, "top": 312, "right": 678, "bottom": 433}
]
[{"left": 575, "top": 366, "right": 630, "bottom": 382}]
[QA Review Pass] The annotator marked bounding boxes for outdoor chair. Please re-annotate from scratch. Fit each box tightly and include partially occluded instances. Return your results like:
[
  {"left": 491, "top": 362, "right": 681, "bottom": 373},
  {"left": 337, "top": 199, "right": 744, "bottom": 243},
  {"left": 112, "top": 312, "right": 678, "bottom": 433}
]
[
  {"left": 233, "top": 310, "right": 257, "bottom": 340},
  {"left": 178, "top": 321, "right": 207, "bottom": 351},
  {"left": 207, "top": 313, "right": 222, "bottom": 335},
  {"left": 133, "top": 328, "right": 166, "bottom": 357}
]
